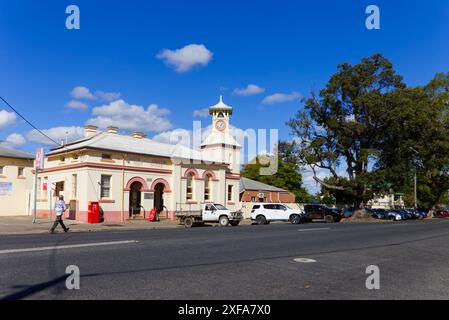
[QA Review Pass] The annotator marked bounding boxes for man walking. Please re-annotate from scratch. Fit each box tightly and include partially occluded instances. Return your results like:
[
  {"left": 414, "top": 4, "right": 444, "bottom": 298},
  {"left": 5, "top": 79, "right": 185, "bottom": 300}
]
[{"left": 50, "top": 195, "right": 70, "bottom": 233}]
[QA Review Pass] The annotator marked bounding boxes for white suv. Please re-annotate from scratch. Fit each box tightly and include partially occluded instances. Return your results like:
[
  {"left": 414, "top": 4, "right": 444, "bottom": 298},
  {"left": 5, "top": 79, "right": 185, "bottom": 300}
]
[{"left": 251, "top": 204, "right": 306, "bottom": 225}]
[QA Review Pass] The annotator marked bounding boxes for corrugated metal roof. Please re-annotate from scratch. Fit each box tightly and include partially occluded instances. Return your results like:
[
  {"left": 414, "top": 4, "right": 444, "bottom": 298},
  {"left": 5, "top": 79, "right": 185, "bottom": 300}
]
[
  {"left": 49, "top": 132, "right": 222, "bottom": 163},
  {"left": 0, "top": 146, "right": 34, "bottom": 159},
  {"left": 239, "top": 177, "right": 288, "bottom": 193}
]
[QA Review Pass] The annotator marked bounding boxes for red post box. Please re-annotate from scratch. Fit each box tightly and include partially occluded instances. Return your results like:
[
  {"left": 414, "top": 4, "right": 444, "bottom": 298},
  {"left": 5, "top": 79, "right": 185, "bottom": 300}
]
[
  {"left": 88, "top": 201, "right": 100, "bottom": 223},
  {"left": 148, "top": 208, "right": 157, "bottom": 222}
]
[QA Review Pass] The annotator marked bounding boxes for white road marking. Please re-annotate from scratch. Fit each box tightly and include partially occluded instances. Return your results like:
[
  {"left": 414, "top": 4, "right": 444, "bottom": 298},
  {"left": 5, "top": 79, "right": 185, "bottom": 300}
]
[
  {"left": 294, "top": 258, "right": 317, "bottom": 263},
  {"left": 298, "top": 227, "right": 331, "bottom": 232},
  {"left": 0, "top": 240, "right": 139, "bottom": 255}
]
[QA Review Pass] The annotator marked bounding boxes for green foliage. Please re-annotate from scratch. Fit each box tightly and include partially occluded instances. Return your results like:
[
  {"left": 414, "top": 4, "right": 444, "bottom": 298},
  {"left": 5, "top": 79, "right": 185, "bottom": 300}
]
[
  {"left": 287, "top": 53, "right": 449, "bottom": 210},
  {"left": 241, "top": 151, "right": 311, "bottom": 203},
  {"left": 288, "top": 54, "right": 405, "bottom": 209}
]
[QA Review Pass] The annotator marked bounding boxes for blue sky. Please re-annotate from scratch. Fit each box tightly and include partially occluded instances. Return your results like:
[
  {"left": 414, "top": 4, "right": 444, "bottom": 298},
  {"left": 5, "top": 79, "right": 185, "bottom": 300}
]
[{"left": 1, "top": 0, "right": 449, "bottom": 192}]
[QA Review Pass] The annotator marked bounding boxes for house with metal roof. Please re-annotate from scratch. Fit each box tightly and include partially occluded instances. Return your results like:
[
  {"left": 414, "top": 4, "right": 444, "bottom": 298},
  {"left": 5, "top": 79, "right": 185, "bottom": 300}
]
[
  {"left": 35, "top": 97, "right": 242, "bottom": 223},
  {"left": 239, "top": 177, "right": 296, "bottom": 203},
  {"left": 0, "top": 146, "right": 34, "bottom": 216}
]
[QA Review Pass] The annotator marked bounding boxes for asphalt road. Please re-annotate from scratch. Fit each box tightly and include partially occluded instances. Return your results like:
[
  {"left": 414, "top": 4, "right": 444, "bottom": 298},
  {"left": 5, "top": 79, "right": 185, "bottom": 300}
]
[{"left": 1, "top": 219, "right": 449, "bottom": 300}]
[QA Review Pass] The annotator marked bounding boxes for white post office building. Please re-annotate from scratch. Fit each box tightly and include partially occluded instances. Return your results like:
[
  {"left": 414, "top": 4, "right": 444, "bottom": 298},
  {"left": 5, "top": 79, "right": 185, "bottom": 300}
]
[{"left": 35, "top": 97, "right": 241, "bottom": 222}]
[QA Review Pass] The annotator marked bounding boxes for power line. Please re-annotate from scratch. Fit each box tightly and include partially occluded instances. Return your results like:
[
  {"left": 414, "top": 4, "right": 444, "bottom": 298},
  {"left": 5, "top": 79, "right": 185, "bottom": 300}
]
[{"left": 0, "top": 95, "right": 60, "bottom": 146}]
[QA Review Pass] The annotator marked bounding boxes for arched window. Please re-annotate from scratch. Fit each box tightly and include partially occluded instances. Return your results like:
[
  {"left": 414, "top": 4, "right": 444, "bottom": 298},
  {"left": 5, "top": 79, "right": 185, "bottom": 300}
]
[
  {"left": 204, "top": 175, "right": 212, "bottom": 201},
  {"left": 217, "top": 112, "right": 224, "bottom": 118},
  {"left": 186, "top": 173, "right": 194, "bottom": 200}
]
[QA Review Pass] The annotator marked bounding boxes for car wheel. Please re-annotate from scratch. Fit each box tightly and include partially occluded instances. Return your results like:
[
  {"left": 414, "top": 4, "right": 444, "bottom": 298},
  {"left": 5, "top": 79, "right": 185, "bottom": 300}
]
[
  {"left": 290, "top": 214, "right": 301, "bottom": 224},
  {"left": 184, "top": 217, "right": 194, "bottom": 228},
  {"left": 324, "top": 215, "right": 335, "bottom": 223},
  {"left": 388, "top": 216, "right": 395, "bottom": 221},
  {"left": 256, "top": 215, "right": 266, "bottom": 225},
  {"left": 219, "top": 216, "right": 229, "bottom": 227}
]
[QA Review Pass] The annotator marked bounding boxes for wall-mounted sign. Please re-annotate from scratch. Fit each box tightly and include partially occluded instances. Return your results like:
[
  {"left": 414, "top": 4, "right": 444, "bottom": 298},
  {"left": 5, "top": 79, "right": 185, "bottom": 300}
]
[
  {"left": 144, "top": 193, "right": 154, "bottom": 200},
  {"left": 0, "top": 182, "right": 13, "bottom": 196}
]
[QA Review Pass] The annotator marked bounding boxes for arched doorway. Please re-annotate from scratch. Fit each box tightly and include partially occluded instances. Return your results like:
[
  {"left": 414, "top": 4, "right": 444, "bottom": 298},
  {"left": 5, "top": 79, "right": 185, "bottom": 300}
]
[
  {"left": 129, "top": 181, "right": 142, "bottom": 218},
  {"left": 153, "top": 183, "right": 165, "bottom": 215}
]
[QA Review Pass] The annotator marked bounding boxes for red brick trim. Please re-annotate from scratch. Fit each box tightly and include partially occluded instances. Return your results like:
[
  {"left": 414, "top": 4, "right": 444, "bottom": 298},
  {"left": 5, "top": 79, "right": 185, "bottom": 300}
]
[
  {"left": 184, "top": 168, "right": 200, "bottom": 179},
  {"left": 124, "top": 177, "right": 151, "bottom": 192},
  {"left": 39, "top": 162, "right": 172, "bottom": 175},
  {"left": 150, "top": 178, "right": 172, "bottom": 193}
]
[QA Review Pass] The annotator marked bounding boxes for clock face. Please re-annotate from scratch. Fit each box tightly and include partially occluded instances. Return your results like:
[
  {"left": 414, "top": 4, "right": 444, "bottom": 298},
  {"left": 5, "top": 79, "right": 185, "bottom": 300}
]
[{"left": 215, "top": 120, "right": 226, "bottom": 131}]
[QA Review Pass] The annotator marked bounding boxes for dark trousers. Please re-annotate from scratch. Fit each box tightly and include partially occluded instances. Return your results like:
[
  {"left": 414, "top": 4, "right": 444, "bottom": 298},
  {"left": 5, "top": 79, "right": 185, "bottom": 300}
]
[{"left": 51, "top": 216, "right": 68, "bottom": 232}]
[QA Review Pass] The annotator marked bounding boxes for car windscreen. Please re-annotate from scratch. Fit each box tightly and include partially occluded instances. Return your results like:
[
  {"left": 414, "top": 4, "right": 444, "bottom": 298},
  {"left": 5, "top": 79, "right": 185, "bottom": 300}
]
[{"left": 214, "top": 204, "right": 228, "bottom": 210}]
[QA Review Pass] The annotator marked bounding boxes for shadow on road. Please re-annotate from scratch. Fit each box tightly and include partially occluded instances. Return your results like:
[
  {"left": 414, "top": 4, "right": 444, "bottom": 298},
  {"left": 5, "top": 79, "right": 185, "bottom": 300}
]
[{"left": 0, "top": 274, "right": 67, "bottom": 300}]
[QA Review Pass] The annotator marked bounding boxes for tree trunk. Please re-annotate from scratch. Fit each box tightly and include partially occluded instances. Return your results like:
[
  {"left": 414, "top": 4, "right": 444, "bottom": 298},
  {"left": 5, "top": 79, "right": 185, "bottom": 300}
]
[{"left": 349, "top": 200, "right": 370, "bottom": 221}]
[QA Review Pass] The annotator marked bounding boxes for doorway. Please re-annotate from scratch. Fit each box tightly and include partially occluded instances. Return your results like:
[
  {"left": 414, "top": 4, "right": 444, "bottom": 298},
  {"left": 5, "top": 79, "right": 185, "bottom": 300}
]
[
  {"left": 129, "top": 181, "right": 142, "bottom": 218},
  {"left": 153, "top": 183, "right": 165, "bottom": 215}
]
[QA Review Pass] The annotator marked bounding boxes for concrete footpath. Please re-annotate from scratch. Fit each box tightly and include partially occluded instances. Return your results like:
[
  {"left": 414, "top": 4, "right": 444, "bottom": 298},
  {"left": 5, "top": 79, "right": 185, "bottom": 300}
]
[{"left": 0, "top": 216, "right": 254, "bottom": 235}]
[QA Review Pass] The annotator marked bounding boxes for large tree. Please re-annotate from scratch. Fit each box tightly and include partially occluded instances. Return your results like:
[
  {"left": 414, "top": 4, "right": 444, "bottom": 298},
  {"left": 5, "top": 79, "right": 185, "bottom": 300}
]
[
  {"left": 377, "top": 73, "right": 449, "bottom": 211},
  {"left": 288, "top": 54, "right": 405, "bottom": 217}
]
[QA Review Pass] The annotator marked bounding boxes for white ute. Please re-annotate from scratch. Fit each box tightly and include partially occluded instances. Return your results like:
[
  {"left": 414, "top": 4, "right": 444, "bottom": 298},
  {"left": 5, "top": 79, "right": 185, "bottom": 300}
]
[
  {"left": 251, "top": 204, "right": 306, "bottom": 225},
  {"left": 175, "top": 203, "right": 243, "bottom": 228}
]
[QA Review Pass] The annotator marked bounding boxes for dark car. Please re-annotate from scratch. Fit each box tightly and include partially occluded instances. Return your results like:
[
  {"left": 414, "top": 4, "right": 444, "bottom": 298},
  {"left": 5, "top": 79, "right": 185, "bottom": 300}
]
[
  {"left": 370, "top": 209, "right": 388, "bottom": 219},
  {"left": 304, "top": 204, "right": 342, "bottom": 223}
]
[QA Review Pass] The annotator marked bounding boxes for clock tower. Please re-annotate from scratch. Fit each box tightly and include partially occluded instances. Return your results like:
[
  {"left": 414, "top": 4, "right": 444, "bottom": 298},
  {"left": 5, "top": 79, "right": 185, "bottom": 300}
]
[{"left": 201, "top": 96, "right": 241, "bottom": 174}]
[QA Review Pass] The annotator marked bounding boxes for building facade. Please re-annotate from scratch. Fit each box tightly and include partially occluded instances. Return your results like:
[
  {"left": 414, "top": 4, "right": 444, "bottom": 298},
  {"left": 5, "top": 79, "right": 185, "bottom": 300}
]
[
  {"left": 35, "top": 97, "right": 241, "bottom": 222},
  {"left": 0, "top": 146, "right": 34, "bottom": 216}
]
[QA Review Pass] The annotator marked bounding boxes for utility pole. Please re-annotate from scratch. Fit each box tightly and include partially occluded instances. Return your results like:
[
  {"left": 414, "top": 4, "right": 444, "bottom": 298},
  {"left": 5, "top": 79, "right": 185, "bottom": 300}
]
[
  {"left": 409, "top": 147, "right": 419, "bottom": 209},
  {"left": 414, "top": 172, "right": 417, "bottom": 209}
]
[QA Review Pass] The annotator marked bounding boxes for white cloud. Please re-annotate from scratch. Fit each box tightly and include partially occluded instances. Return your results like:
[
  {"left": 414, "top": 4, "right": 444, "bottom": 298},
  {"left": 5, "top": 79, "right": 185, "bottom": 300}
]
[
  {"left": 262, "top": 91, "right": 302, "bottom": 105},
  {"left": 70, "top": 86, "right": 121, "bottom": 102},
  {"left": 0, "top": 133, "right": 26, "bottom": 148},
  {"left": 233, "top": 84, "right": 265, "bottom": 96},
  {"left": 87, "top": 99, "right": 173, "bottom": 132},
  {"left": 0, "top": 110, "right": 17, "bottom": 130},
  {"left": 66, "top": 100, "right": 89, "bottom": 110},
  {"left": 156, "top": 44, "right": 213, "bottom": 73},
  {"left": 95, "top": 91, "right": 121, "bottom": 102},
  {"left": 71, "top": 86, "right": 96, "bottom": 100},
  {"left": 193, "top": 108, "right": 210, "bottom": 118},
  {"left": 26, "top": 126, "right": 84, "bottom": 146}
]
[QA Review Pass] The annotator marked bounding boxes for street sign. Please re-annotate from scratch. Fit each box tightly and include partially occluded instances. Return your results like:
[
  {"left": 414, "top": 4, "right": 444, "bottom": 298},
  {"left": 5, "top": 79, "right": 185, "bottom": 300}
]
[{"left": 35, "top": 148, "right": 44, "bottom": 170}]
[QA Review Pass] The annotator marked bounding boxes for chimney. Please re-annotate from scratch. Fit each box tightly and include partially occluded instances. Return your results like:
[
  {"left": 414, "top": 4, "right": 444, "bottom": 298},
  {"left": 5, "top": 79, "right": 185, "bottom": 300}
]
[
  {"left": 84, "top": 125, "right": 98, "bottom": 138},
  {"left": 131, "top": 132, "right": 146, "bottom": 139},
  {"left": 107, "top": 126, "right": 119, "bottom": 134}
]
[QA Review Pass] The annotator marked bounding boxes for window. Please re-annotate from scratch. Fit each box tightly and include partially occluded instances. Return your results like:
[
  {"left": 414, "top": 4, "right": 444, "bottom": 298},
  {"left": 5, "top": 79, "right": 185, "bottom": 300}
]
[
  {"left": 227, "top": 185, "right": 233, "bottom": 202},
  {"left": 186, "top": 173, "right": 194, "bottom": 200},
  {"left": 204, "top": 175, "right": 212, "bottom": 201},
  {"left": 102, "top": 154, "right": 112, "bottom": 160},
  {"left": 251, "top": 196, "right": 256, "bottom": 202},
  {"left": 100, "top": 175, "right": 111, "bottom": 198},
  {"left": 252, "top": 205, "right": 260, "bottom": 210},
  {"left": 264, "top": 204, "right": 276, "bottom": 210},
  {"left": 0, "top": 166, "right": 4, "bottom": 176},
  {"left": 72, "top": 174, "right": 78, "bottom": 199},
  {"left": 18, "top": 167, "right": 24, "bottom": 177}
]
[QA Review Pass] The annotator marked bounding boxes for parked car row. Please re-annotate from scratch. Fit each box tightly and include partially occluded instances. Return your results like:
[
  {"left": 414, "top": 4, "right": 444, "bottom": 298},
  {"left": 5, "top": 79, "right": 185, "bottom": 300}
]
[
  {"left": 250, "top": 203, "right": 343, "bottom": 225},
  {"left": 368, "top": 208, "right": 428, "bottom": 221},
  {"left": 175, "top": 202, "right": 434, "bottom": 228}
]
